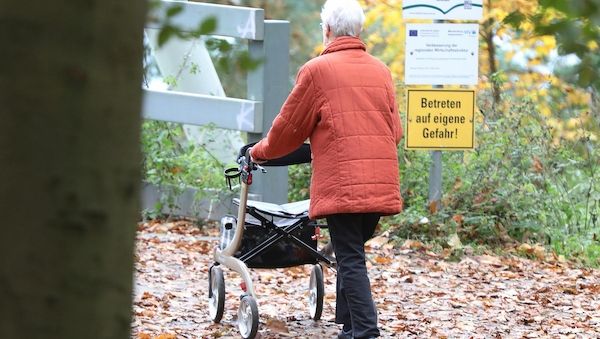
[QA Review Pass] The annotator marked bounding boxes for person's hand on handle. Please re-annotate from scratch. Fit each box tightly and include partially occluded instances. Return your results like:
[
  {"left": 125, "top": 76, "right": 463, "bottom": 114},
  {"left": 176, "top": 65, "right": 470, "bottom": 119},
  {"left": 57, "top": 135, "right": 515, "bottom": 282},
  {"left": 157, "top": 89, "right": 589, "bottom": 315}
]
[{"left": 248, "top": 147, "right": 266, "bottom": 165}]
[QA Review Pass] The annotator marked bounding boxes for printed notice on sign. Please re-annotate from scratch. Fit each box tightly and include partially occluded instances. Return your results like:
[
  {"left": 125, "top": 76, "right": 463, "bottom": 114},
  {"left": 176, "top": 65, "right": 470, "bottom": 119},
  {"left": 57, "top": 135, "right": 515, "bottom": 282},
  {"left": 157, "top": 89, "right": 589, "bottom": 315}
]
[
  {"left": 405, "top": 89, "right": 475, "bottom": 150},
  {"left": 405, "top": 23, "right": 479, "bottom": 85},
  {"left": 403, "top": 0, "right": 483, "bottom": 20}
]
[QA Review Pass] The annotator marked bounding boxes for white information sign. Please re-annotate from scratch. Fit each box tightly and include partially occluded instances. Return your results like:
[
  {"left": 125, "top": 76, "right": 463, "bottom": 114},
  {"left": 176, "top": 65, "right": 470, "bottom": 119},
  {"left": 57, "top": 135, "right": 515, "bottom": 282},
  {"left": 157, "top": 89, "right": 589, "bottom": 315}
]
[
  {"left": 405, "top": 23, "right": 479, "bottom": 85},
  {"left": 403, "top": 0, "right": 483, "bottom": 20}
]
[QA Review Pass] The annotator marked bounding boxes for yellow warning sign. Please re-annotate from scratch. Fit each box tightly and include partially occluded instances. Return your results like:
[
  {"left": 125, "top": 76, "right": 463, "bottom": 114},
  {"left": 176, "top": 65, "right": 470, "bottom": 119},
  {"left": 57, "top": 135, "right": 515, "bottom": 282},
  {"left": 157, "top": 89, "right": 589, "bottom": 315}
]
[{"left": 405, "top": 89, "right": 475, "bottom": 150}]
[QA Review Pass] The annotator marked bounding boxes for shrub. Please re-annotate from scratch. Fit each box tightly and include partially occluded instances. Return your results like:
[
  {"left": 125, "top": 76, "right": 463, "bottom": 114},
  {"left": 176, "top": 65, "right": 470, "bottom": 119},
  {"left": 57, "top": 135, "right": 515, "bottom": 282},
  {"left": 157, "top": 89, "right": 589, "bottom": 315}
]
[
  {"left": 389, "top": 96, "right": 599, "bottom": 265},
  {"left": 141, "top": 121, "right": 226, "bottom": 217}
]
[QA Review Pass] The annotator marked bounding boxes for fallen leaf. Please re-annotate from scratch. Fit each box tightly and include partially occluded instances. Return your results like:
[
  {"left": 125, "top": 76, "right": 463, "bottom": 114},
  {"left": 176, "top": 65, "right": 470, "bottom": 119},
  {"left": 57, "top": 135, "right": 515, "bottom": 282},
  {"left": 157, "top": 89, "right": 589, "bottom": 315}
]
[
  {"left": 265, "top": 317, "right": 289, "bottom": 333},
  {"left": 531, "top": 156, "right": 543, "bottom": 173},
  {"left": 428, "top": 201, "right": 439, "bottom": 214},
  {"left": 400, "top": 275, "right": 413, "bottom": 283},
  {"left": 451, "top": 214, "right": 464, "bottom": 224},
  {"left": 447, "top": 233, "right": 462, "bottom": 250},
  {"left": 401, "top": 239, "right": 424, "bottom": 250},
  {"left": 477, "top": 255, "right": 503, "bottom": 267},
  {"left": 132, "top": 219, "right": 600, "bottom": 338},
  {"left": 519, "top": 243, "right": 547, "bottom": 260},
  {"left": 532, "top": 244, "right": 547, "bottom": 260},
  {"left": 440, "top": 248, "right": 452, "bottom": 259},
  {"left": 154, "top": 334, "right": 176, "bottom": 339},
  {"left": 373, "top": 256, "right": 393, "bottom": 264},
  {"left": 453, "top": 177, "right": 463, "bottom": 190},
  {"left": 366, "top": 234, "right": 390, "bottom": 249},
  {"left": 562, "top": 286, "right": 579, "bottom": 295}
]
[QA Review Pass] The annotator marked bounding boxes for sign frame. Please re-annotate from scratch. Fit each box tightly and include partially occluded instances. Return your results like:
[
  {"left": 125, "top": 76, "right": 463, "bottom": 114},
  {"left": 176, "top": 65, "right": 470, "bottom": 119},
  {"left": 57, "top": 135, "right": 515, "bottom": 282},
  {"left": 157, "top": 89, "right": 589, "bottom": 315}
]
[
  {"left": 405, "top": 89, "right": 476, "bottom": 150},
  {"left": 405, "top": 23, "right": 479, "bottom": 86},
  {"left": 402, "top": 0, "right": 483, "bottom": 20}
]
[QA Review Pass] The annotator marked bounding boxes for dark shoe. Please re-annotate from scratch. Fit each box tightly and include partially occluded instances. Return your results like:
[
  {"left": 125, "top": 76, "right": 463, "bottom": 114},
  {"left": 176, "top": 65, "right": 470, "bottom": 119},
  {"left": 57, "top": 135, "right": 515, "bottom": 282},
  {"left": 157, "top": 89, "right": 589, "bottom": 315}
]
[{"left": 337, "top": 329, "right": 352, "bottom": 339}]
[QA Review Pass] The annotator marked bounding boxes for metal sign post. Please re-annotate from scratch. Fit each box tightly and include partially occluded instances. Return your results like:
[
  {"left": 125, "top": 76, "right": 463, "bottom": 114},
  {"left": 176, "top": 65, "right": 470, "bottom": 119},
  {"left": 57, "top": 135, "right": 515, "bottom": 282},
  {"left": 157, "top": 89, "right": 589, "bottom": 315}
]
[
  {"left": 430, "top": 18, "right": 444, "bottom": 212},
  {"left": 429, "top": 150, "right": 443, "bottom": 211}
]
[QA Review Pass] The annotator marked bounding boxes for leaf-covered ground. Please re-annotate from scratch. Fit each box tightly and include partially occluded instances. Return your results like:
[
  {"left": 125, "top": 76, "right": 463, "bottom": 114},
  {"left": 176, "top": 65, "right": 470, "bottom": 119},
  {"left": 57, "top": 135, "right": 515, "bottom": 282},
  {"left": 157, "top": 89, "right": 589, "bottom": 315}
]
[{"left": 132, "top": 220, "right": 600, "bottom": 339}]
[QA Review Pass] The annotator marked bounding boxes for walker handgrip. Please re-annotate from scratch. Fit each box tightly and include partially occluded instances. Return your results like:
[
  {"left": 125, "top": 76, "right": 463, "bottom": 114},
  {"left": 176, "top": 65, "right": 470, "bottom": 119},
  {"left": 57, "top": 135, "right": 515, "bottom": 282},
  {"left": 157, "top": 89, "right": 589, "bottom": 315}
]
[{"left": 245, "top": 147, "right": 254, "bottom": 167}]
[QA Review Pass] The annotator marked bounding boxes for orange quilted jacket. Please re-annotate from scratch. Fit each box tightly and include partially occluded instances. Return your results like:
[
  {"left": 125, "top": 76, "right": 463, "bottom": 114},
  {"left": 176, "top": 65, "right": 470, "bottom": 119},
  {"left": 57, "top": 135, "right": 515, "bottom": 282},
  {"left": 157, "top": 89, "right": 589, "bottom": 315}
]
[{"left": 252, "top": 36, "right": 403, "bottom": 219}]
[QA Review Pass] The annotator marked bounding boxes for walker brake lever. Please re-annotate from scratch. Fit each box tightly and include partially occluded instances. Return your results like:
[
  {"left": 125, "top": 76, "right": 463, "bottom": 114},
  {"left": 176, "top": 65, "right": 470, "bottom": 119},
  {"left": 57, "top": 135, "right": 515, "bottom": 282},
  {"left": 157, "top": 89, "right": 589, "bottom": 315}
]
[{"left": 255, "top": 164, "right": 267, "bottom": 173}]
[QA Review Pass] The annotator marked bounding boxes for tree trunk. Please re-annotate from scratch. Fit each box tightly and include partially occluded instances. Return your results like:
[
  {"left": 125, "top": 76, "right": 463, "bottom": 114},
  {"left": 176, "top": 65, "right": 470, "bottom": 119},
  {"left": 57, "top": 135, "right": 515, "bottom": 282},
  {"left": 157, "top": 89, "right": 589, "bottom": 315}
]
[
  {"left": 483, "top": 0, "right": 501, "bottom": 113},
  {"left": 0, "top": 1, "right": 146, "bottom": 338},
  {"left": 485, "top": 30, "right": 501, "bottom": 110},
  {"left": 591, "top": 88, "right": 599, "bottom": 121}
]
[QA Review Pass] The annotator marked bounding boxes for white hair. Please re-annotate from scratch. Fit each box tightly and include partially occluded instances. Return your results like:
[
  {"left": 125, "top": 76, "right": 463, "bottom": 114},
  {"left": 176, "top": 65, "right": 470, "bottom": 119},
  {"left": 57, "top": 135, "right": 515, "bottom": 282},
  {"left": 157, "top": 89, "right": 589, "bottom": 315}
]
[{"left": 320, "top": 0, "right": 365, "bottom": 38}]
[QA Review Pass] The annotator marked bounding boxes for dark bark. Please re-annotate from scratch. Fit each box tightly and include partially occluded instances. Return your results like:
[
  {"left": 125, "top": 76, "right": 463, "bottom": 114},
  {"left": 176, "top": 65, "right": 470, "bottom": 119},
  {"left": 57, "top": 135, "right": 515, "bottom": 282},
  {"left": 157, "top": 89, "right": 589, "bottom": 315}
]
[
  {"left": 485, "top": 29, "right": 501, "bottom": 108},
  {"left": 483, "top": 0, "right": 501, "bottom": 112},
  {"left": 0, "top": 1, "right": 146, "bottom": 338}
]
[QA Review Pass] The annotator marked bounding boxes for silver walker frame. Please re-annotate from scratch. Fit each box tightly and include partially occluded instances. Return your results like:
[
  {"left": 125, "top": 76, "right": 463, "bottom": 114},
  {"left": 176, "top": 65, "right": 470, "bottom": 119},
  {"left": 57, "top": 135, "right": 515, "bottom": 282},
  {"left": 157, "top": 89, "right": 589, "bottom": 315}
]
[{"left": 208, "top": 146, "right": 334, "bottom": 339}]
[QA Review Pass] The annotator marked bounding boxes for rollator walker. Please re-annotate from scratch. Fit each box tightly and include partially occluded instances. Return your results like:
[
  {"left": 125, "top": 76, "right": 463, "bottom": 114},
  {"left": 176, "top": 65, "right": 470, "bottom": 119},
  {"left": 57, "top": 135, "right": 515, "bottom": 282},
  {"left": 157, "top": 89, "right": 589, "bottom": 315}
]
[{"left": 208, "top": 143, "right": 335, "bottom": 339}]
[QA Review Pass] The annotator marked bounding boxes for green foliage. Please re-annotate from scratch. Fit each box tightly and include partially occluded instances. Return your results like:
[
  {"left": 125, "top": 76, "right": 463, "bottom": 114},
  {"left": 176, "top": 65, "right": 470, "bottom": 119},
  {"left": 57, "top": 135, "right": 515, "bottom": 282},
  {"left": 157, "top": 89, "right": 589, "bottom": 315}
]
[
  {"left": 151, "top": 2, "right": 218, "bottom": 47},
  {"left": 505, "top": 0, "right": 600, "bottom": 91},
  {"left": 146, "top": 1, "right": 263, "bottom": 79},
  {"left": 502, "top": 10, "right": 527, "bottom": 28},
  {"left": 205, "top": 38, "right": 263, "bottom": 78},
  {"left": 288, "top": 163, "right": 311, "bottom": 202},
  {"left": 389, "top": 95, "right": 599, "bottom": 266},
  {"left": 141, "top": 121, "right": 226, "bottom": 217}
]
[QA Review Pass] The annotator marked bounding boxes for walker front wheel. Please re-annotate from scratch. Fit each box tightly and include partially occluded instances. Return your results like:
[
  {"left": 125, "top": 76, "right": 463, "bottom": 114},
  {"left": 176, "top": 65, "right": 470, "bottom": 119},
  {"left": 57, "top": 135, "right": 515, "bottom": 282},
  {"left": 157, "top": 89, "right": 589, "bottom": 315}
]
[
  {"left": 238, "top": 295, "right": 259, "bottom": 339},
  {"left": 208, "top": 266, "right": 225, "bottom": 323},
  {"left": 308, "top": 264, "right": 324, "bottom": 320}
]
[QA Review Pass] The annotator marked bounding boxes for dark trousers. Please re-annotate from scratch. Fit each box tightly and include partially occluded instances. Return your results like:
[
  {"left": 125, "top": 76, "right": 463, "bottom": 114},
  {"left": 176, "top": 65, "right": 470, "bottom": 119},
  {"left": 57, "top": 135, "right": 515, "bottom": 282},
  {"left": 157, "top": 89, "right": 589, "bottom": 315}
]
[{"left": 327, "top": 213, "right": 380, "bottom": 339}]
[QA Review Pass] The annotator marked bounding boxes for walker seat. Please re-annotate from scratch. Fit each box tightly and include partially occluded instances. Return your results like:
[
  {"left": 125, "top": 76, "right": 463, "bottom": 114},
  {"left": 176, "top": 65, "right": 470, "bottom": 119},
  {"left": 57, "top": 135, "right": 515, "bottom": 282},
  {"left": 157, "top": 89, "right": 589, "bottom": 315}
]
[{"left": 230, "top": 198, "right": 318, "bottom": 269}]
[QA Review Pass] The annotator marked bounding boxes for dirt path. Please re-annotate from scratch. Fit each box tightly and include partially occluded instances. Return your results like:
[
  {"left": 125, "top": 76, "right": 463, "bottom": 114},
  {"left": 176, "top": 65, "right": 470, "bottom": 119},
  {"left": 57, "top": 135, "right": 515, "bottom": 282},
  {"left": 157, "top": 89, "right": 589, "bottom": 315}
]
[{"left": 131, "top": 220, "right": 600, "bottom": 339}]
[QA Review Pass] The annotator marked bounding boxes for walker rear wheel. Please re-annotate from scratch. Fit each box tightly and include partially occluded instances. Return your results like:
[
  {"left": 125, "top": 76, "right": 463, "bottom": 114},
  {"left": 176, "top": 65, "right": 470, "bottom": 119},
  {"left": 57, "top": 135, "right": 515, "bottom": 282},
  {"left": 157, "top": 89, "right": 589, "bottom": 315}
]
[
  {"left": 308, "top": 264, "right": 324, "bottom": 320},
  {"left": 208, "top": 266, "right": 225, "bottom": 323},
  {"left": 238, "top": 295, "right": 259, "bottom": 339}
]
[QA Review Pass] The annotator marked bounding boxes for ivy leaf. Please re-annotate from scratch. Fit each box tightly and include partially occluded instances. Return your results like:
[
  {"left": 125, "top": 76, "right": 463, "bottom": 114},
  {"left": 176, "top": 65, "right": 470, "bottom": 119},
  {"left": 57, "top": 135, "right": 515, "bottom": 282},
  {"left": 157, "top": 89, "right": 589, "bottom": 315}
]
[
  {"left": 237, "top": 51, "right": 263, "bottom": 71},
  {"left": 217, "top": 57, "right": 229, "bottom": 71},
  {"left": 198, "top": 16, "right": 217, "bottom": 35},
  {"left": 217, "top": 39, "right": 232, "bottom": 53},
  {"left": 539, "top": 0, "right": 569, "bottom": 13},
  {"left": 158, "top": 25, "right": 177, "bottom": 47},
  {"left": 166, "top": 5, "right": 183, "bottom": 18},
  {"left": 503, "top": 10, "right": 526, "bottom": 29},
  {"left": 576, "top": 56, "right": 597, "bottom": 88}
]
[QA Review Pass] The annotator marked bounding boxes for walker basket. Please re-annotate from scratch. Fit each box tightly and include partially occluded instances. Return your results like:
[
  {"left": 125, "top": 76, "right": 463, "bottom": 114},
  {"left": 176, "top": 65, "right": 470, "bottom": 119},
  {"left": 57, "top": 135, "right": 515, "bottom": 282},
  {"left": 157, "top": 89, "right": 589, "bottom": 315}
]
[{"left": 235, "top": 217, "right": 318, "bottom": 269}]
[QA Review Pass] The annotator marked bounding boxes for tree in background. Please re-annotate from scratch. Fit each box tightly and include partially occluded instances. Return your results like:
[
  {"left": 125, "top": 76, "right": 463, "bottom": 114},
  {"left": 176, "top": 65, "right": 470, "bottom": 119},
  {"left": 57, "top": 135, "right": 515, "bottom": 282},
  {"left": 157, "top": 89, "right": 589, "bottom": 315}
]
[
  {"left": 0, "top": 1, "right": 146, "bottom": 338},
  {"left": 487, "top": 0, "right": 599, "bottom": 143},
  {"left": 531, "top": 0, "right": 600, "bottom": 93},
  {"left": 358, "top": 0, "right": 597, "bottom": 144},
  {"left": 505, "top": 0, "right": 600, "bottom": 140}
]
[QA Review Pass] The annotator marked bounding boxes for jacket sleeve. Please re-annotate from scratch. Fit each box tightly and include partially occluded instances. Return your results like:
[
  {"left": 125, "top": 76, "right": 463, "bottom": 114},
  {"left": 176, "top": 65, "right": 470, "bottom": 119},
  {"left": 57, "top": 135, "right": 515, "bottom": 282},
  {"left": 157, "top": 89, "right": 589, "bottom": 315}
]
[
  {"left": 386, "top": 71, "right": 403, "bottom": 145},
  {"left": 251, "top": 64, "right": 320, "bottom": 161}
]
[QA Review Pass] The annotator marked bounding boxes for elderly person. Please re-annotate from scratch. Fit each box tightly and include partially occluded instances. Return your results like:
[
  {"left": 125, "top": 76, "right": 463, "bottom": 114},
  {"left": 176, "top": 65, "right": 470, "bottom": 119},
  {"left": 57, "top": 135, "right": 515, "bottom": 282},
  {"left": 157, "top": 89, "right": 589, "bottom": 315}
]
[{"left": 250, "top": 0, "right": 402, "bottom": 337}]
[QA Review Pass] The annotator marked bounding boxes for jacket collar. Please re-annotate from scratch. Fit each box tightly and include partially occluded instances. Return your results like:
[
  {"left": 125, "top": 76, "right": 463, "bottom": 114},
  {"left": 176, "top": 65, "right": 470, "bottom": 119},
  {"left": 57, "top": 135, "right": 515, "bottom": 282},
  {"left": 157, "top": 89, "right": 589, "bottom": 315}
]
[{"left": 321, "top": 36, "right": 366, "bottom": 55}]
